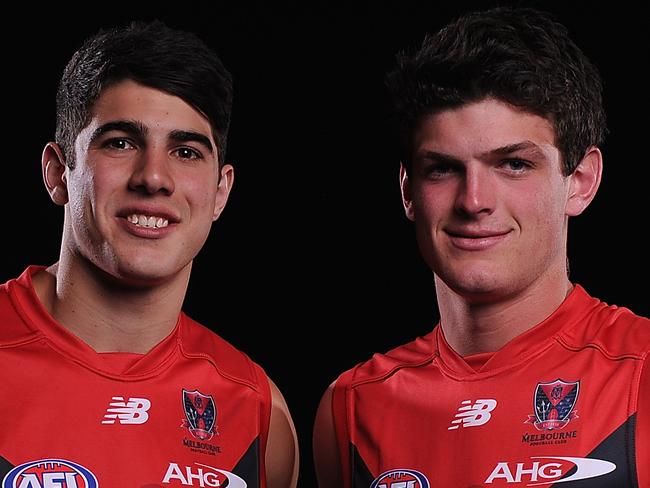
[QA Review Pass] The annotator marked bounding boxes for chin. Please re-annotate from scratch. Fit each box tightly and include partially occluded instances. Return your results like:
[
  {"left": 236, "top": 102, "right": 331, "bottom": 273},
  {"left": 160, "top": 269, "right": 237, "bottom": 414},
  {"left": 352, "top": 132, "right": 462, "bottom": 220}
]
[
  {"left": 104, "top": 268, "right": 168, "bottom": 288},
  {"left": 438, "top": 267, "right": 516, "bottom": 301},
  {"left": 107, "top": 258, "right": 182, "bottom": 287}
]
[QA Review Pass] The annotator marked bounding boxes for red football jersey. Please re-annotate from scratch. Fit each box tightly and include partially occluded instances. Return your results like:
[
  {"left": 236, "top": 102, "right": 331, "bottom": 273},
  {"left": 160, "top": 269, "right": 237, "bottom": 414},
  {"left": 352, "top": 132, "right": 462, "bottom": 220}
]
[
  {"left": 332, "top": 285, "right": 650, "bottom": 487},
  {"left": 0, "top": 267, "right": 272, "bottom": 488}
]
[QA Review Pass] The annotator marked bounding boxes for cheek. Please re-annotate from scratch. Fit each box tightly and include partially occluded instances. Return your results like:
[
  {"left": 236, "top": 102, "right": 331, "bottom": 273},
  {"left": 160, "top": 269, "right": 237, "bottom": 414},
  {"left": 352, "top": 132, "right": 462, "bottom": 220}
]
[
  {"left": 411, "top": 189, "right": 447, "bottom": 252},
  {"left": 525, "top": 188, "right": 568, "bottom": 240},
  {"left": 66, "top": 169, "right": 96, "bottom": 221},
  {"left": 184, "top": 178, "right": 218, "bottom": 212},
  {"left": 67, "top": 166, "right": 124, "bottom": 232},
  {"left": 412, "top": 185, "right": 447, "bottom": 220}
]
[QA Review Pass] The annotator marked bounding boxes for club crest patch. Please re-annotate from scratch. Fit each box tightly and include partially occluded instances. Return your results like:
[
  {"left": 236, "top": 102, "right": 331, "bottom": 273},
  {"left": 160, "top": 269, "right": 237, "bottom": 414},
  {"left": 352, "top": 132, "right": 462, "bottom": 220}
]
[
  {"left": 526, "top": 379, "right": 579, "bottom": 431},
  {"left": 181, "top": 389, "right": 217, "bottom": 440}
]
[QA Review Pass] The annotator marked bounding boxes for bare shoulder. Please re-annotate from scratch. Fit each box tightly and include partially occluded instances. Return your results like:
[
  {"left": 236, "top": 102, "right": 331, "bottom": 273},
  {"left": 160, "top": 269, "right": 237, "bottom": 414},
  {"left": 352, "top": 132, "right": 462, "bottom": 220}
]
[
  {"left": 313, "top": 381, "right": 343, "bottom": 488},
  {"left": 265, "top": 377, "right": 299, "bottom": 488}
]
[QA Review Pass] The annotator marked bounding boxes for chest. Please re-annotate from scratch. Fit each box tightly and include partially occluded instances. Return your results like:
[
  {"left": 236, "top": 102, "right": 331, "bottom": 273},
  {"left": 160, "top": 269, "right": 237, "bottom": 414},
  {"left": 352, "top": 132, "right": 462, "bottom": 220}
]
[
  {"left": 0, "top": 348, "right": 263, "bottom": 487},
  {"left": 347, "top": 348, "right": 641, "bottom": 487}
]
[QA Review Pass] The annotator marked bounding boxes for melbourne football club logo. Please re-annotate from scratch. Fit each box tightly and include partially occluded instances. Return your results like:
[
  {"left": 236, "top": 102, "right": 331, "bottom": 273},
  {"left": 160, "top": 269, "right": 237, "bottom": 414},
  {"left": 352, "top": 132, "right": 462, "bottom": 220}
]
[
  {"left": 182, "top": 389, "right": 217, "bottom": 440},
  {"left": 370, "top": 469, "right": 430, "bottom": 488},
  {"left": 526, "top": 379, "right": 579, "bottom": 431},
  {"left": 2, "top": 459, "right": 98, "bottom": 488}
]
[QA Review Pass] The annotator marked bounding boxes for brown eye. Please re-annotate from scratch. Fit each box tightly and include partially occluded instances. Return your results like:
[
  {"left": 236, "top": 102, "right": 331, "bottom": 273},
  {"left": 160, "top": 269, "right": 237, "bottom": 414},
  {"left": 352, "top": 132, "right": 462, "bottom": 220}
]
[
  {"left": 104, "top": 138, "right": 135, "bottom": 150},
  {"left": 176, "top": 147, "right": 201, "bottom": 160}
]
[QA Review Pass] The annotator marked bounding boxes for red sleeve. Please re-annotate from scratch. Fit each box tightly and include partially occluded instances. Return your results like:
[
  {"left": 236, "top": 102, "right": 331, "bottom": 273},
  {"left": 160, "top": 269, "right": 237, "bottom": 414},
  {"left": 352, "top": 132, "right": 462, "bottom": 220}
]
[
  {"left": 637, "top": 355, "right": 650, "bottom": 488},
  {"left": 253, "top": 363, "right": 272, "bottom": 488},
  {"left": 332, "top": 371, "right": 354, "bottom": 488}
]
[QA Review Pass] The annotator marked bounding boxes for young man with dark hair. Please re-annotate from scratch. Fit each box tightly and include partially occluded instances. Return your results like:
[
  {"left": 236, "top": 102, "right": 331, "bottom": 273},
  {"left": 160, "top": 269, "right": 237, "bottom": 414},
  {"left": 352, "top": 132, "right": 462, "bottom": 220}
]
[
  {"left": 314, "top": 7, "right": 648, "bottom": 487},
  {"left": 0, "top": 20, "right": 298, "bottom": 487}
]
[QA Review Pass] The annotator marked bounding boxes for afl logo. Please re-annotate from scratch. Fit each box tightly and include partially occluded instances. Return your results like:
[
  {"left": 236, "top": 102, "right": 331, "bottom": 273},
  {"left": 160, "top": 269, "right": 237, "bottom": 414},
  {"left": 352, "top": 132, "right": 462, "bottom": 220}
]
[
  {"left": 2, "top": 459, "right": 98, "bottom": 488},
  {"left": 370, "top": 469, "right": 430, "bottom": 488}
]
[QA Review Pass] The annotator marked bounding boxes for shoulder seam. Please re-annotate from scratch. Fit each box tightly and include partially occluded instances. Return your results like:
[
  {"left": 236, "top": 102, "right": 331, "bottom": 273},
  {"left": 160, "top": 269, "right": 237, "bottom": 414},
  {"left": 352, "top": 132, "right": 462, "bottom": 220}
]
[
  {"left": 0, "top": 334, "right": 43, "bottom": 349},
  {"left": 349, "top": 352, "right": 438, "bottom": 389},
  {"left": 178, "top": 347, "right": 260, "bottom": 392},
  {"left": 557, "top": 336, "right": 649, "bottom": 361}
]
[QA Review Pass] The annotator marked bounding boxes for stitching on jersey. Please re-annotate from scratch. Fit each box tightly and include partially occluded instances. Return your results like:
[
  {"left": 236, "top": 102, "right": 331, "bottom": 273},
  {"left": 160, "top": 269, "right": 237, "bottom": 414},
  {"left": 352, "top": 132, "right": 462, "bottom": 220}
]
[
  {"left": 179, "top": 348, "right": 261, "bottom": 392},
  {"left": 0, "top": 333, "right": 43, "bottom": 349},
  {"left": 348, "top": 352, "right": 438, "bottom": 389},
  {"left": 556, "top": 336, "right": 647, "bottom": 361}
]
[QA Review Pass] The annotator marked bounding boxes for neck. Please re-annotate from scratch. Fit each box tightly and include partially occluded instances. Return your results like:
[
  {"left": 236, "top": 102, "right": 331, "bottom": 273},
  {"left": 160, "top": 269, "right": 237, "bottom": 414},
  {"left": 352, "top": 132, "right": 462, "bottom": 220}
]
[
  {"left": 32, "top": 257, "right": 190, "bottom": 354},
  {"left": 435, "top": 269, "right": 573, "bottom": 357}
]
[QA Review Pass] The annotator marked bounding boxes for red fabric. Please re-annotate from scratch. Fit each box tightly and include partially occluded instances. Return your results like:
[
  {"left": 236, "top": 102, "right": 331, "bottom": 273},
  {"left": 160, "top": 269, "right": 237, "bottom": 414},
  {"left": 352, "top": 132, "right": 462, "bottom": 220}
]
[
  {"left": 637, "top": 356, "right": 650, "bottom": 488},
  {"left": 0, "top": 266, "right": 271, "bottom": 487},
  {"left": 333, "top": 285, "right": 650, "bottom": 487}
]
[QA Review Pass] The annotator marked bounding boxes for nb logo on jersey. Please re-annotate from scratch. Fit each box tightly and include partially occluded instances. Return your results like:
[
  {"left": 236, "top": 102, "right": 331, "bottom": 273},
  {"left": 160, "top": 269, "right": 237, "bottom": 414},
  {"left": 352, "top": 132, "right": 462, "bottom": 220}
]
[
  {"left": 101, "top": 396, "right": 151, "bottom": 424},
  {"left": 448, "top": 399, "right": 497, "bottom": 430}
]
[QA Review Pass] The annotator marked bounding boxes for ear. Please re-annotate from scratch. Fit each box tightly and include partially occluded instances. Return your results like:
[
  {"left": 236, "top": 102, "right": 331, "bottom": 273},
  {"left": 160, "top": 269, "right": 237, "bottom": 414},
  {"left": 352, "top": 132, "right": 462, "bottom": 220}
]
[
  {"left": 212, "top": 163, "right": 234, "bottom": 221},
  {"left": 400, "top": 163, "right": 415, "bottom": 221},
  {"left": 42, "top": 142, "right": 69, "bottom": 206},
  {"left": 565, "top": 146, "right": 602, "bottom": 217}
]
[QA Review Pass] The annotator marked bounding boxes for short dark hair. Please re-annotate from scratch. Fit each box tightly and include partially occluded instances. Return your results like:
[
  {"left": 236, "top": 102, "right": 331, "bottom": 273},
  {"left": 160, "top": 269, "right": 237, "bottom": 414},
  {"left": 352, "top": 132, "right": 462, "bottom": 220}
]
[
  {"left": 386, "top": 7, "right": 606, "bottom": 175},
  {"left": 56, "top": 20, "right": 233, "bottom": 168}
]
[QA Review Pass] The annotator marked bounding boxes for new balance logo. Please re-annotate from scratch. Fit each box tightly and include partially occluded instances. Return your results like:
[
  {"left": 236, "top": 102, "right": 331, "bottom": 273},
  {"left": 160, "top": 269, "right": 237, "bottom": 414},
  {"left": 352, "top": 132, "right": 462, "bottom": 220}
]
[
  {"left": 102, "top": 396, "right": 151, "bottom": 424},
  {"left": 448, "top": 399, "right": 497, "bottom": 430}
]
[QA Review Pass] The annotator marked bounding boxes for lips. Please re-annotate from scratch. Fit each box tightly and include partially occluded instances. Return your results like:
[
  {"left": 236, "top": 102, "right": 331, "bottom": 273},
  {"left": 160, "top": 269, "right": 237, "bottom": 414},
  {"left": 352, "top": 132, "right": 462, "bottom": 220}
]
[
  {"left": 117, "top": 206, "right": 180, "bottom": 238},
  {"left": 117, "top": 206, "right": 180, "bottom": 224},
  {"left": 446, "top": 229, "right": 511, "bottom": 251}
]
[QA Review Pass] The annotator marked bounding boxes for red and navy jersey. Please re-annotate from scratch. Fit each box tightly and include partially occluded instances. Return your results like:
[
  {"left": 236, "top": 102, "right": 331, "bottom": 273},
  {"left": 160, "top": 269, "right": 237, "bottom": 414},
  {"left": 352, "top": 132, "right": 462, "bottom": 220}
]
[
  {"left": 332, "top": 285, "right": 650, "bottom": 487},
  {"left": 0, "top": 267, "right": 272, "bottom": 488}
]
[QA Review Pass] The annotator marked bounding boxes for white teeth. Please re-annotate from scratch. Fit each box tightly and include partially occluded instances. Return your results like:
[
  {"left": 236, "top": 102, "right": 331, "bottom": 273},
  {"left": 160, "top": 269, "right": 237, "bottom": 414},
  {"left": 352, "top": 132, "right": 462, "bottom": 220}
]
[{"left": 127, "top": 214, "right": 170, "bottom": 228}]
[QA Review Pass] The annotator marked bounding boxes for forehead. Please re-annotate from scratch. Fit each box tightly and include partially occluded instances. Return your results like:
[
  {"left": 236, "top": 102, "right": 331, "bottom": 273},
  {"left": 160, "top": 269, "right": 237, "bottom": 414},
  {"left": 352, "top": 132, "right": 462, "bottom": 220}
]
[
  {"left": 414, "top": 98, "right": 557, "bottom": 157},
  {"left": 88, "top": 79, "right": 214, "bottom": 139}
]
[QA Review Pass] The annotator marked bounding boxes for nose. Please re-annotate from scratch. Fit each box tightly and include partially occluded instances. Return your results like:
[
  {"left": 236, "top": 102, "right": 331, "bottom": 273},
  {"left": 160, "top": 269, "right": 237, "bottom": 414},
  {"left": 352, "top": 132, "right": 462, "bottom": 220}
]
[
  {"left": 128, "top": 147, "right": 175, "bottom": 195},
  {"left": 454, "top": 164, "right": 495, "bottom": 216}
]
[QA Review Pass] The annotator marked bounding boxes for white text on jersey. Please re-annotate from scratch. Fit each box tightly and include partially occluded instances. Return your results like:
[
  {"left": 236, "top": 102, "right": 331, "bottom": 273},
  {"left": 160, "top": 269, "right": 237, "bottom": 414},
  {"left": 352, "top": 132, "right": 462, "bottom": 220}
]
[
  {"left": 484, "top": 456, "right": 616, "bottom": 484},
  {"left": 162, "top": 463, "right": 247, "bottom": 487}
]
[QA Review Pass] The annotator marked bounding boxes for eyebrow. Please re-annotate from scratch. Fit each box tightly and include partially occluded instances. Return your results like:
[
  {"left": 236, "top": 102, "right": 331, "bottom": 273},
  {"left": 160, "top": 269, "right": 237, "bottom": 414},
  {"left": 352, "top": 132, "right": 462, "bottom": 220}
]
[
  {"left": 88, "top": 121, "right": 214, "bottom": 155},
  {"left": 484, "top": 141, "right": 548, "bottom": 160},
  {"left": 418, "top": 150, "right": 462, "bottom": 165},
  {"left": 418, "top": 141, "right": 549, "bottom": 164},
  {"left": 169, "top": 130, "right": 214, "bottom": 154},
  {"left": 89, "top": 120, "right": 148, "bottom": 144}
]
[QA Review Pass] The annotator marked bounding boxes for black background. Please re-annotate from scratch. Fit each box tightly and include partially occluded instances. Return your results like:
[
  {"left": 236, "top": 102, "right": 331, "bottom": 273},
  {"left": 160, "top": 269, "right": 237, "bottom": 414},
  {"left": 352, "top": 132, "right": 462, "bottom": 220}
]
[{"left": 3, "top": 2, "right": 648, "bottom": 485}]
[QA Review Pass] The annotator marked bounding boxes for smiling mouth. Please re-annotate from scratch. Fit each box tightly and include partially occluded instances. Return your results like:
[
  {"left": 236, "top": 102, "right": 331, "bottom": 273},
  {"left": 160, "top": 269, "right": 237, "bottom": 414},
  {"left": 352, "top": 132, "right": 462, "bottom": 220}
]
[
  {"left": 446, "top": 230, "right": 511, "bottom": 251},
  {"left": 448, "top": 232, "right": 509, "bottom": 239},
  {"left": 126, "top": 214, "right": 169, "bottom": 229}
]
